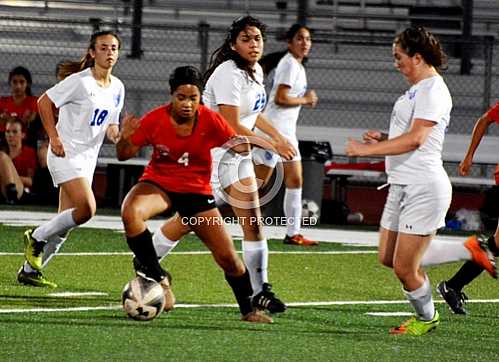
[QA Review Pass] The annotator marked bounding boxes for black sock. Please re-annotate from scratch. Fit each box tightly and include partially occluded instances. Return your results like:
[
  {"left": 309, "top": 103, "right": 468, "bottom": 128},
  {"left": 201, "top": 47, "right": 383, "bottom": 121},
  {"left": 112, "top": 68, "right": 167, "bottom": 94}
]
[
  {"left": 5, "top": 183, "right": 18, "bottom": 204},
  {"left": 447, "top": 260, "right": 484, "bottom": 292},
  {"left": 225, "top": 270, "right": 253, "bottom": 316},
  {"left": 126, "top": 229, "right": 165, "bottom": 282},
  {"left": 487, "top": 235, "right": 498, "bottom": 256}
]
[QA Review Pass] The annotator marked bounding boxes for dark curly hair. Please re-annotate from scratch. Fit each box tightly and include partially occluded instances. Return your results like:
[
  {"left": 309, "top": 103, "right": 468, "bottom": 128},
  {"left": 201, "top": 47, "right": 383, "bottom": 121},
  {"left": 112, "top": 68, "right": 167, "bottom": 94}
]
[
  {"left": 169, "top": 65, "right": 204, "bottom": 94},
  {"left": 204, "top": 16, "right": 267, "bottom": 84}
]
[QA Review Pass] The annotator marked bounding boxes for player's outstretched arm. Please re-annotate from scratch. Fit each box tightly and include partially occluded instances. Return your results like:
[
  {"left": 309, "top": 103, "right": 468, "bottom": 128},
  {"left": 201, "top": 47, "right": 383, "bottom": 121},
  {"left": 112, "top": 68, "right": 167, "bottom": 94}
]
[{"left": 459, "top": 113, "right": 495, "bottom": 176}]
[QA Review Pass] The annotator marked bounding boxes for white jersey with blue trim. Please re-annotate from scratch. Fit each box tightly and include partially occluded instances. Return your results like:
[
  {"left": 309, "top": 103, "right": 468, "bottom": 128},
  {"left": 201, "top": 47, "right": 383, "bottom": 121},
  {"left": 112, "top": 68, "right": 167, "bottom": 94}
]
[
  {"left": 386, "top": 75, "right": 452, "bottom": 184},
  {"left": 203, "top": 59, "right": 266, "bottom": 131},
  {"left": 263, "top": 52, "right": 307, "bottom": 139},
  {"left": 46, "top": 67, "right": 125, "bottom": 157}
]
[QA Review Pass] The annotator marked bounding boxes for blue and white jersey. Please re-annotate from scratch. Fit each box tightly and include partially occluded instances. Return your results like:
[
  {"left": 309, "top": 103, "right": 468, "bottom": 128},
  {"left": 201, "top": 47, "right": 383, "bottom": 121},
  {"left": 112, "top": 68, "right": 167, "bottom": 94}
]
[
  {"left": 386, "top": 75, "right": 452, "bottom": 184},
  {"left": 46, "top": 67, "right": 125, "bottom": 158},
  {"left": 203, "top": 59, "right": 266, "bottom": 131}
]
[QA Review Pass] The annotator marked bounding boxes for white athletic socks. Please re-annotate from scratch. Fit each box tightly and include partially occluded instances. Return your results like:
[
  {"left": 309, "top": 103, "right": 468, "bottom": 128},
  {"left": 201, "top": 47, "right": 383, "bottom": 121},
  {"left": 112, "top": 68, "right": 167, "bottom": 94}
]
[
  {"left": 242, "top": 239, "right": 269, "bottom": 294},
  {"left": 420, "top": 239, "right": 471, "bottom": 267},
  {"left": 32, "top": 208, "right": 77, "bottom": 242},
  {"left": 404, "top": 274, "right": 435, "bottom": 321},
  {"left": 42, "top": 233, "right": 69, "bottom": 267},
  {"left": 284, "top": 188, "right": 302, "bottom": 237},
  {"left": 153, "top": 229, "right": 179, "bottom": 261}
]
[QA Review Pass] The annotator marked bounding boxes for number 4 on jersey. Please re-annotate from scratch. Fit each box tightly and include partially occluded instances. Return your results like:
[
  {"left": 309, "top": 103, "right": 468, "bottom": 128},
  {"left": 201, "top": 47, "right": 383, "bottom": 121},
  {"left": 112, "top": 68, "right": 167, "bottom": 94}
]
[{"left": 177, "top": 152, "right": 189, "bottom": 166}]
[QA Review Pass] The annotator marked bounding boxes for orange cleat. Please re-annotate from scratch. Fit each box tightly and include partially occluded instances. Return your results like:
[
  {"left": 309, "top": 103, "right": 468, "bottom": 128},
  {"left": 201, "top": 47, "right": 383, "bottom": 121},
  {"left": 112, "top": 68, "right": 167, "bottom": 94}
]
[
  {"left": 464, "top": 235, "right": 497, "bottom": 278},
  {"left": 283, "top": 234, "right": 319, "bottom": 246}
]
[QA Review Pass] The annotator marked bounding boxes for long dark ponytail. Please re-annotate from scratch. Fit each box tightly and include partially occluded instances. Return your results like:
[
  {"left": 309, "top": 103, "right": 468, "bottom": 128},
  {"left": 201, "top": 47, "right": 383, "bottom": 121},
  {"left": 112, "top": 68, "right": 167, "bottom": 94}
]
[
  {"left": 259, "top": 23, "right": 311, "bottom": 76},
  {"left": 204, "top": 16, "right": 266, "bottom": 84}
]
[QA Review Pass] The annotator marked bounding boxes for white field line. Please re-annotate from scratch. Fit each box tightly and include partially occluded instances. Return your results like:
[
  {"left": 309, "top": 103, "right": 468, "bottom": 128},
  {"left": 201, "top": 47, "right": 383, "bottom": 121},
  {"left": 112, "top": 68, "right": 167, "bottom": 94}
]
[
  {"left": 2, "top": 299, "right": 499, "bottom": 314},
  {"left": 48, "top": 292, "right": 108, "bottom": 297},
  {"left": 0, "top": 250, "right": 377, "bottom": 256}
]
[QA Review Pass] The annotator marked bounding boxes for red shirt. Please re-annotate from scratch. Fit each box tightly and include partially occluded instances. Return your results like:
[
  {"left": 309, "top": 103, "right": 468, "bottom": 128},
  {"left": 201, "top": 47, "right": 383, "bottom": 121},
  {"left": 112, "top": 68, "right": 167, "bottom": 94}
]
[
  {"left": 486, "top": 102, "right": 499, "bottom": 124},
  {"left": 0, "top": 95, "right": 38, "bottom": 132},
  {"left": 12, "top": 145, "right": 37, "bottom": 177},
  {"left": 131, "top": 104, "right": 236, "bottom": 194}
]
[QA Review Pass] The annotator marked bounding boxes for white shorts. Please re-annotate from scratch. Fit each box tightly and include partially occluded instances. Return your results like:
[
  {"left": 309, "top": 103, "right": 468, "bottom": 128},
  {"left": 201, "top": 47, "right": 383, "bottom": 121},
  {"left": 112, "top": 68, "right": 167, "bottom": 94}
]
[
  {"left": 211, "top": 149, "right": 256, "bottom": 191},
  {"left": 47, "top": 149, "right": 96, "bottom": 187},
  {"left": 380, "top": 179, "right": 452, "bottom": 235},
  {"left": 254, "top": 130, "right": 301, "bottom": 163},
  {"left": 252, "top": 147, "right": 280, "bottom": 168}
]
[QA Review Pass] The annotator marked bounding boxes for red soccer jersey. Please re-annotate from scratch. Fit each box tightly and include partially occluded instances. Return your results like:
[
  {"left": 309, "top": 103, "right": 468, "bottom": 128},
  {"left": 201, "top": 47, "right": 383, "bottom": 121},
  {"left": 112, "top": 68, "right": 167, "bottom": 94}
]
[
  {"left": 486, "top": 102, "right": 499, "bottom": 124},
  {"left": 12, "top": 145, "right": 37, "bottom": 177},
  {"left": 131, "top": 103, "right": 236, "bottom": 194},
  {"left": 0, "top": 95, "right": 38, "bottom": 132}
]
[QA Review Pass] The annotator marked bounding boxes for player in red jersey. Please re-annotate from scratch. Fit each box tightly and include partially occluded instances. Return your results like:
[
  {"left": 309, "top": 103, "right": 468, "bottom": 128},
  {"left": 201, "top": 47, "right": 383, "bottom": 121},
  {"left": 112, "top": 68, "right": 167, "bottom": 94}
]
[
  {"left": 437, "top": 101, "right": 499, "bottom": 315},
  {"left": 0, "top": 118, "right": 37, "bottom": 204},
  {"left": 116, "top": 66, "right": 272, "bottom": 323}
]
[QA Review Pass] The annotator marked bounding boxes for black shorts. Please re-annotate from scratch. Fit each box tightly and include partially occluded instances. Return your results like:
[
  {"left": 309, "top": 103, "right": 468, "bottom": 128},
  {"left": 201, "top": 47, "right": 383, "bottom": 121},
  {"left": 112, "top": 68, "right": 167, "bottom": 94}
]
[{"left": 141, "top": 181, "right": 216, "bottom": 217}]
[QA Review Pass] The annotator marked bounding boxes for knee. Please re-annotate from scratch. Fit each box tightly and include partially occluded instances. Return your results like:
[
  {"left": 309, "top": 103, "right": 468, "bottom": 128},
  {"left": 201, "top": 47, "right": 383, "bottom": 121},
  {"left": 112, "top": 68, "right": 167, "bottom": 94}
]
[
  {"left": 121, "top": 201, "right": 142, "bottom": 227},
  {"left": 392, "top": 262, "right": 414, "bottom": 284},
  {"left": 0, "top": 151, "right": 9, "bottom": 164}
]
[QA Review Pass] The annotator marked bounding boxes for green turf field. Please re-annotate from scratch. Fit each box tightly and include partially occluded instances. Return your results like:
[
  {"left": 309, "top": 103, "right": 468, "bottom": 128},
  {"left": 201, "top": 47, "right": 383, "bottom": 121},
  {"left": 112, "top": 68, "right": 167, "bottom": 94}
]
[{"left": 1, "top": 224, "right": 498, "bottom": 361}]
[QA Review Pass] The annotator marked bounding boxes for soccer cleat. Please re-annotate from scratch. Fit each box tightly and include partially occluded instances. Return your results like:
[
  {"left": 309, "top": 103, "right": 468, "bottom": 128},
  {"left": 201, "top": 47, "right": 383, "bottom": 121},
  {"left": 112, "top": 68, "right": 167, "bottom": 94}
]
[
  {"left": 252, "top": 283, "right": 287, "bottom": 314},
  {"left": 389, "top": 311, "right": 440, "bottom": 336},
  {"left": 437, "top": 281, "right": 468, "bottom": 315},
  {"left": 241, "top": 309, "right": 273, "bottom": 324},
  {"left": 464, "top": 235, "right": 497, "bottom": 278},
  {"left": 17, "top": 267, "right": 57, "bottom": 288},
  {"left": 283, "top": 234, "right": 319, "bottom": 246},
  {"left": 24, "top": 229, "right": 45, "bottom": 271},
  {"left": 133, "top": 257, "right": 175, "bottom": 312}
]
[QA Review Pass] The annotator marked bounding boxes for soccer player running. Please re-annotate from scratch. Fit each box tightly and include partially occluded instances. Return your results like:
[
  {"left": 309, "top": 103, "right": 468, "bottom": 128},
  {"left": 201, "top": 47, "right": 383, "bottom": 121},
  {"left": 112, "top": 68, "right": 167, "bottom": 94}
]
[
  {"left": 437, "top": 102, "right": 499, "bottom": 315},
  {"left": 346, "top": 27, "right": 496, "bottom": 336},
  {"left": 139, "top": 16, "right": 295, "bottom": 315},
  {"left": 117, "top": 66, "right": 272, "bottom": 323},
  {"left": 259, "top": 24, "right": 319, "bottom": 246},
  {"left": 19, "top": 31, "right": 124, "bottom": 288}
]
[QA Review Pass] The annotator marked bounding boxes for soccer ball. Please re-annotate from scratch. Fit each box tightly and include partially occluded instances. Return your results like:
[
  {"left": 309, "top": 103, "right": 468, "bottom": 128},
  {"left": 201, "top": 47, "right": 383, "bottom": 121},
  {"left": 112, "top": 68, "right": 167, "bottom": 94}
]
[
  {"left": 122, "top": 276, "right": 166, "bottom": 321},
  {"left": 302, "top": 199, "right": 320, "bottom": 224}
]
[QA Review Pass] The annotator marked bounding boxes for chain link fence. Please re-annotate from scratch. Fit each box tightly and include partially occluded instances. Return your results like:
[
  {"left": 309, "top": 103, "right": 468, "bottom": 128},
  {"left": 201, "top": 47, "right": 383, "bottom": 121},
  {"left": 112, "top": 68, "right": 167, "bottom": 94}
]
[{"left": 1, "top": 15, "right": 498, "bottom": 137}]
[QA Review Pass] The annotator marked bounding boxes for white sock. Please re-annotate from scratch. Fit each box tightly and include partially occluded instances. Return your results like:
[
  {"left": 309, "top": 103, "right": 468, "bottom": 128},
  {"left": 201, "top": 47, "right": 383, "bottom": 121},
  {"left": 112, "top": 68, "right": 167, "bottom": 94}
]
[
  {"left": 242, "top": 239, "right": 269, "bottom": 294},
  {"left": 403, "top": 274, "right": 435, "bottom": 321},
  {"left": 32, "top": 209, "right": 77, "bottom": 242},
  {"left": 284, "top": 188, "right": 302, "bottom": 237},
  {"left": 41, "top": 232, "right": 70, "bottom": 268},
  {"left": 420, "top": 238, "right": 471, "bottom": 267},
  {"left": 153, "top": 229, "right": 179, "bottom": 261}
]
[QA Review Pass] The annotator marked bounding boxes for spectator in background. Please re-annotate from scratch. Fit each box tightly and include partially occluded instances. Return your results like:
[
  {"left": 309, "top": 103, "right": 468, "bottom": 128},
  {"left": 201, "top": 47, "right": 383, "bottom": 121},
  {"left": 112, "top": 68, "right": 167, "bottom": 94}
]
[
  {"left": 0, "top": 118, "right": 37, "bottom": 204},
  {"left": 259, "top": 23, "right": 319, "bottom": 246},
  {"left": 437, "top": 101, "right": 499, "bottom": 315},
  {"left": 17, "top": 31, "right": 124, "bottom": 288},
  {"left": 0, "top": 66, "right": 38, "bottom": 147}
]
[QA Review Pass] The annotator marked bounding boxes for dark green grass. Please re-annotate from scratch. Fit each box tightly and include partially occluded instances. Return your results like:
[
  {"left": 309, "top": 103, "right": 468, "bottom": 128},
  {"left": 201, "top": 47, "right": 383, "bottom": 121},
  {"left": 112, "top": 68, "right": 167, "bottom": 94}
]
[{"left": 1, "top": 224, "right": 499, "bottom": 361}]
